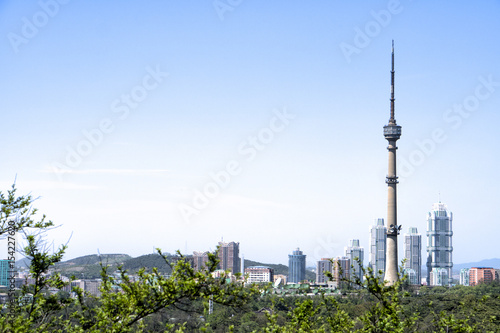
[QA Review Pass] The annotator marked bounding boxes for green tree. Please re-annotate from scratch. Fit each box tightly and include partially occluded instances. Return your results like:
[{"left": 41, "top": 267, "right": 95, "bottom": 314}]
[
  {"left": 0, "top": 185, "right": 69, "bottom": 332},
  {"left": 0, "top": 184, "right": 53, "bottom": 236}
]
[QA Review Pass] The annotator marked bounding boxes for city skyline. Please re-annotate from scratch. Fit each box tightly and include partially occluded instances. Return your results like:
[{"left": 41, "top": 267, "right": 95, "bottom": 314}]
[{"left": 0, "top": 2, "right": 499, "bottom": 266}]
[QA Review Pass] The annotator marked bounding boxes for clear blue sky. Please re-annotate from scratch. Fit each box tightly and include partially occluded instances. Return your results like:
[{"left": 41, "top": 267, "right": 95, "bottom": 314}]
[{"left": 1, "top": 1, "right": 499, "bottom": 266}]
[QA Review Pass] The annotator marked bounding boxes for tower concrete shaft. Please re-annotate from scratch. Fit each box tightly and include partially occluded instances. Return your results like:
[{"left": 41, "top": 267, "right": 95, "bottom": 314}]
[{"left": 383, "top": 41, "right": 402, "bottom": 286}]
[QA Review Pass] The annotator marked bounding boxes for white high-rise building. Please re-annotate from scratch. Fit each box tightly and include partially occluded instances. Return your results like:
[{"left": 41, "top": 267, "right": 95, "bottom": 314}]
[
  {"left": 345, "top": 239, "right": 364, "bottom": 282},
  {"left": 460, "top": 268, "right": 470, "bottom": 286},
  {"left": 426, "top": 202, "right": 453, "bottom": 286},
  {"left": 369, "top": 218, "right": 386, "bottom": 278},
  {"left": 430, "top": 267, "right": 449, "bottom": 286},
  {"left": 404, "top": 227, "right": 421, "bottom": 285}
]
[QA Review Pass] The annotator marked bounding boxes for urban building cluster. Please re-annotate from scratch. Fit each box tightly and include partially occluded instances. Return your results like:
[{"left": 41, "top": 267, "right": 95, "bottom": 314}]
[
  {"left": 460, "top": 267, "right": 499, "bottom": 286},
  {"left": 194, "top": 199, "right": 498, "bottom": 289},
  {"left": 314, "top": 201, "right": 462, "bottom": 287},
  {"left": 193, "top": 241, "right": 241, "bottom": 274},
  {"left": 0, "top": 261, "right": 133, "bottom": 302},
  {"left": 192, "top": 241, "right": 284, "bottom": 286}
]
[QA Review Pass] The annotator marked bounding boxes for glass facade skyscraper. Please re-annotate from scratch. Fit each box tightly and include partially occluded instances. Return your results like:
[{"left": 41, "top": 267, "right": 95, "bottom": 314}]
[
  {"left": 404, "top": 227, "right": 421, "bottom": 285},
  {"left": 0, "top": 260, "right": 13, "bottom": 288},
  {"left": 369, "top": 218, "right": 386, "bottom": 278},
  {"left": 288, "top": 248, "right": 306, "bottom": 283},
  {"left": 426, "top": 202, "right": 453, "bottom": 286},
  {"left": 345, "top": 239, "right": 364, "bottom": 282}
]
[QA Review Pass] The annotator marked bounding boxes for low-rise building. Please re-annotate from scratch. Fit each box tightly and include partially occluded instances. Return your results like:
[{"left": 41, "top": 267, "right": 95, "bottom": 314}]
[
  {"left": 469, "top": 267, "right": 497, "bottom": 286},
  {"left": 84, "top": 280, "right": 102, "bottom": 297},
  {"left": 245, "top": 266, "right": 274, "bottom": 283},
  {"left": 273, "top": 274, "right": 287, "bottom": 285}
]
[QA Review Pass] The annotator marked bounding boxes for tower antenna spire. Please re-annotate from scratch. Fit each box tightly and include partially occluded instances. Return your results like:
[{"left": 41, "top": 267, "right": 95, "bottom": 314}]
[{"left": 390, "top": 40, "right": 396, "bottom": 124}]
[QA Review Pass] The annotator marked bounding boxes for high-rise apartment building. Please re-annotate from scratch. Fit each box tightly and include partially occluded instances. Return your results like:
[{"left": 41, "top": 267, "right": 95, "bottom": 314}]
[
  {"left": 426, "top": 202, "right": 453, "bottom": 286},
  {"left": 218, "top": 241, "right": 240, "bottom": 274},
  {"left": 460, "top": 268, "right": 470, "bottom": 286},
  {"left": 404, "top": 227, "right": 421, "bottom": 285},
  {"left": 469, "top": 267, "right": 497, "bottom": 286},
  {"left": 332, "top": 256, "right": 350, "bottom": 289},
  {"left": 288, "top": 248, "right": 306, "bottom": 283},
  {"left": 0, "top": 260, "right": 13, "bottom": 288},
  {"left": 369, "top": 218, "right": 386, "bottom": 278},
  {"left": 316, "top": 258, "right": 332, "bottom": 285},
  {"left": 193, "top": 251, "right": 210, "bottom": 271},
  {"left": 345, "top": 239, "right": 364, "bottom": 282}
]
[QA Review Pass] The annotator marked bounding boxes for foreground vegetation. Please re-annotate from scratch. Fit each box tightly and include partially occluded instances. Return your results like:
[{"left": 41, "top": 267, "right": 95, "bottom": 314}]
[
  {"left": 202, "top": 280, "right": 500, "bottom": 332},
  {"left": 1, "top": 185, "right": 499, "bottom": 332}
]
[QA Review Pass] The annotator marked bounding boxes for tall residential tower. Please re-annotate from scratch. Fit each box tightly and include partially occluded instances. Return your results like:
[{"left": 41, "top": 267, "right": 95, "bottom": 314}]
[
  {"left": 345, "top": 239, "right": 364, "bottom": 282},
  {"left": 316, "top": 258, "right": 332, "bottom": 285},
  {"left": 426, "top": 202, "right": 453, "bottom": 286},
  {"left": 369, "top": 218, "right": 387, "bottom": 278},
  {"left": 217, "top": 241, "right": 240, "bottom": 274},
  {"left": 403, "top": 227, "right": 422, "bottom": 285},
  {"left": 288, "top": 248, "right": 306, "bottom": 283},
  {"left": 383, "top": 41, "right": 402, "bottom": 285}
]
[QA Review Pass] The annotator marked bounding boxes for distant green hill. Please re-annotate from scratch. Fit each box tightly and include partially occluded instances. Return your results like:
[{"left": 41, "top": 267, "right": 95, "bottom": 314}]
[
  {"left": 14, "top": 257, "right": 31, "bottom": 269},
  {"left": 52, "top": 253, "right": 189, "bottom": 278},
  {"left": 121, "top": 253, "right": 177, "bottom": 274},
  {"left": 62, "top": 253, "right": 131, "bottom": 266},
  {"left": 53, "top": 253, "right": 132, "bottom": 279}
]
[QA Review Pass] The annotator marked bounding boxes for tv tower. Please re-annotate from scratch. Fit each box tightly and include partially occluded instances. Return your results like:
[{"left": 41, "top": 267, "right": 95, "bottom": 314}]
[{"left": 383, "top": 40, "right": 402, "bottom": 286}]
